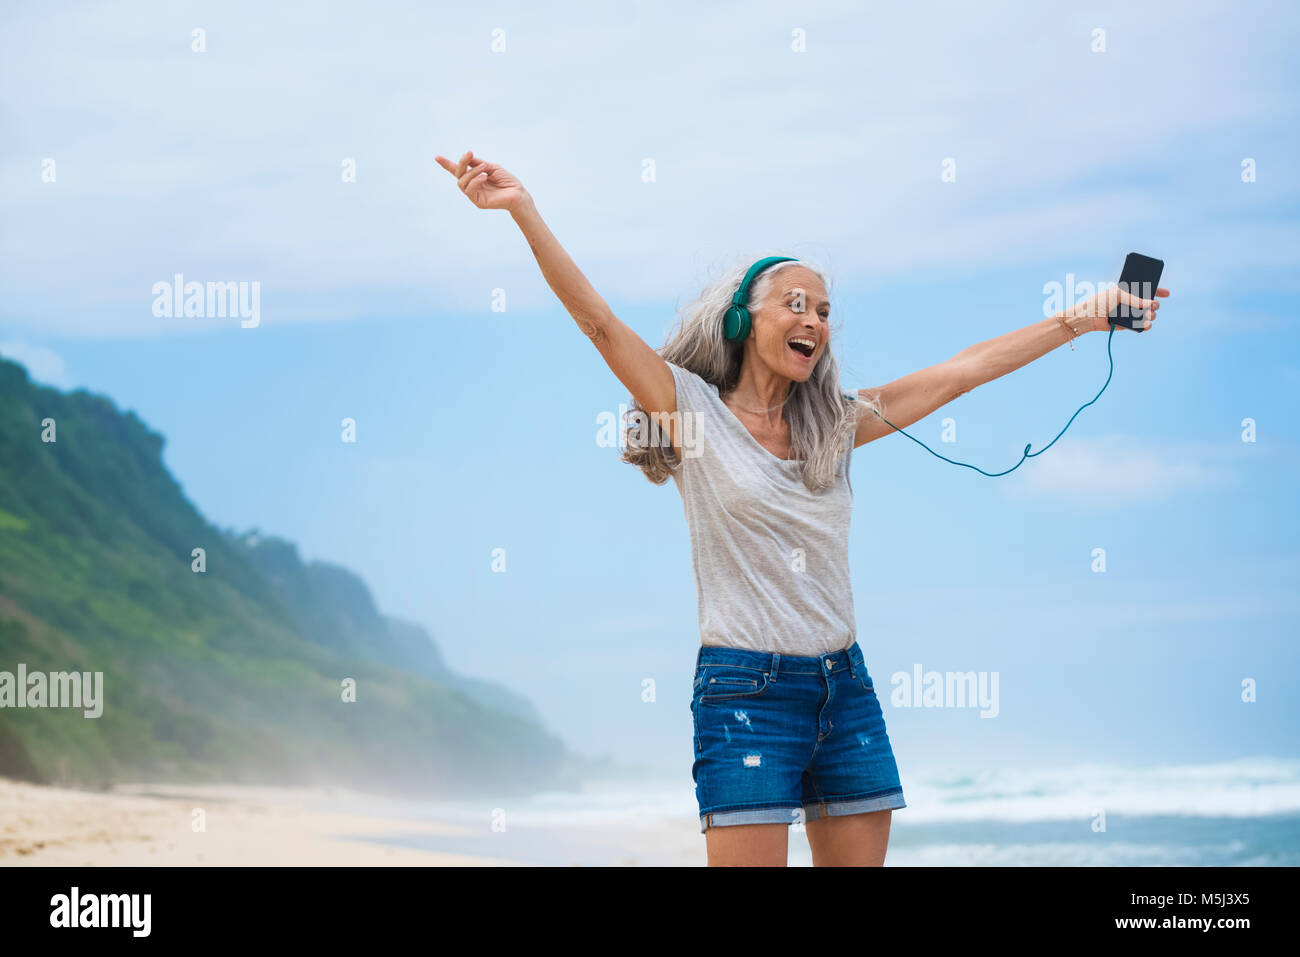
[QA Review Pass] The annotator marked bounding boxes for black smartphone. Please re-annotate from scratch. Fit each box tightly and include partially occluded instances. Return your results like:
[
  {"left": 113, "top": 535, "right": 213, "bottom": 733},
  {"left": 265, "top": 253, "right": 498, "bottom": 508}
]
[{"left": 1109, "top": 252, "right": 1164, "bottom": 333}]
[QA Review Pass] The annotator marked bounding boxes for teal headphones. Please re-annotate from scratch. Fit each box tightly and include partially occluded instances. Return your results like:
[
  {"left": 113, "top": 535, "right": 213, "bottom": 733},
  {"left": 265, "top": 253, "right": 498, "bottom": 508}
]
[{"left": 723, "top": 256, "right": 797, "bottom": 341}]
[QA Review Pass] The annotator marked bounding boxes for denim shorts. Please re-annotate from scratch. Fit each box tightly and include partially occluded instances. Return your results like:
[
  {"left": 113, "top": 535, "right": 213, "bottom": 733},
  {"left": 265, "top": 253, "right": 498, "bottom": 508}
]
[{"left": 690, "top": 640, "right": 906, "bottom": 833}]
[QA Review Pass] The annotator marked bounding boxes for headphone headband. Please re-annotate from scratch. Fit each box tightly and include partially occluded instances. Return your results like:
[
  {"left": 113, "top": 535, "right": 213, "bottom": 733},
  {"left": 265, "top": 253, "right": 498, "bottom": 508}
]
[{"left": 723, "top": 256, "right": 799, "bottom": 341}]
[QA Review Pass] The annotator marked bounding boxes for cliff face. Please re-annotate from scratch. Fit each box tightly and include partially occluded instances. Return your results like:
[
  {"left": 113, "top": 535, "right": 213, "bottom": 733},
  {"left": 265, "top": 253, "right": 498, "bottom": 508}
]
[{"left": 0, "top": 357, "right": 565, "bottom": 797}]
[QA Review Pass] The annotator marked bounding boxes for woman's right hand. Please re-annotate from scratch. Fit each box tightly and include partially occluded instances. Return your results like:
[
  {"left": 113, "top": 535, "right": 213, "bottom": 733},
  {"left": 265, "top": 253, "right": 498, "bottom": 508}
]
[{"left": 435, "top": 150, "right": 528, "bottom": 212}]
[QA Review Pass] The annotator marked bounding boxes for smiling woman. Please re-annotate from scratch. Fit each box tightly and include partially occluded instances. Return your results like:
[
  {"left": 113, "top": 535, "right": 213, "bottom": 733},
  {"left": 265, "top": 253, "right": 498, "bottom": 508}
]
[
  {"left": 434, "top": 149, "right": 909, "bottom": 866},
  {"left": 433, "top": 147, "right": 1166, "bottom": 868},
  {"left": 620, "top": 256, "right": 879, "bottom": 490}
]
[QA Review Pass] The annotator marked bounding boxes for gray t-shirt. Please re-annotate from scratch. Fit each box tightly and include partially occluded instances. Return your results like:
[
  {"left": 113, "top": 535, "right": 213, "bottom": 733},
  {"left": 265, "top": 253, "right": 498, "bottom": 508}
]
[{"left": 667, "top": 361, "right": 857, "bottom": 658}]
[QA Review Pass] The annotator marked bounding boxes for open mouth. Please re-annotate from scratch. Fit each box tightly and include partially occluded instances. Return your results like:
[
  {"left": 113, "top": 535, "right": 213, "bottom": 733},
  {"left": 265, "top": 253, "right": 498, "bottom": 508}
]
[{"left": 787, "top": 336, "right": 816, "bottom": 360}]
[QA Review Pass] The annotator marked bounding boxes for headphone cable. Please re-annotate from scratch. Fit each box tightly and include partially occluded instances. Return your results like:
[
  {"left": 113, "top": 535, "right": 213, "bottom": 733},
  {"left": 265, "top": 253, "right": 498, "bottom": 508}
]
[{"left": 867, "top": 322, "right": 1120, "bottom": 477}]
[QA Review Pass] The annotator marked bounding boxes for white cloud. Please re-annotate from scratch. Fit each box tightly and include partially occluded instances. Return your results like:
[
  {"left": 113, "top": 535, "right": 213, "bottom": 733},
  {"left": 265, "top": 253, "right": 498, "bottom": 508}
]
[
  {"left": 0, "top": 0, "right": 1295, "bottom": 336},
  {"left": 0, "top": 340, "right": 71, "bottom": 388},
  {"left": 1003, "top": 434, "right": 1234, "bottom": 503}
]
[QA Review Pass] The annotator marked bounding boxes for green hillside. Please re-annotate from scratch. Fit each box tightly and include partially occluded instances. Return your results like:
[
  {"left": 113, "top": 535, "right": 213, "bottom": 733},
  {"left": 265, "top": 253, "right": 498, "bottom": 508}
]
[{"left": 0, "top": 356, "right": 569, "bottom": 797}]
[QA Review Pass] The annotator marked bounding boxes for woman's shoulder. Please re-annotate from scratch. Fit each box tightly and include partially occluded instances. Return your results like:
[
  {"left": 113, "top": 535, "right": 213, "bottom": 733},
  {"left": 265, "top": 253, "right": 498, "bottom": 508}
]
[
  {"left": 665, "top": 360, "right": 713, "bottom": 386},
  {"left": 665, "top": 361, "right": 721, "bottom": 409}
]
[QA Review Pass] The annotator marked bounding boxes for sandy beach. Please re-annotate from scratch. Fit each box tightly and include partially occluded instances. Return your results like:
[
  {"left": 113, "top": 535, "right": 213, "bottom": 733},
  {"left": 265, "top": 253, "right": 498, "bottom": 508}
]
[
  {"left": 0, "top": 777, "right": 523, "bottom": 867},
  {"left": 5, "top": 765, "right": 1299, "bottom": 867}
]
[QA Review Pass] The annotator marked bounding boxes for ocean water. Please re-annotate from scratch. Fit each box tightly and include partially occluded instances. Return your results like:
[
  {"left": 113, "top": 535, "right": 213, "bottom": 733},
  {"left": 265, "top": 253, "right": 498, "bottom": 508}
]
[{"left": 334, "top": 756, "right": 1300, "bottom": 866}]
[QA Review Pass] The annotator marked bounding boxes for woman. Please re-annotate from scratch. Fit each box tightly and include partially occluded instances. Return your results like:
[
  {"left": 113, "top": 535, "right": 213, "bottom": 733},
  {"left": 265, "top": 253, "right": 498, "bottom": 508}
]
[{"left": 435, "top": 149, "right": 1166, "bottom": 866}]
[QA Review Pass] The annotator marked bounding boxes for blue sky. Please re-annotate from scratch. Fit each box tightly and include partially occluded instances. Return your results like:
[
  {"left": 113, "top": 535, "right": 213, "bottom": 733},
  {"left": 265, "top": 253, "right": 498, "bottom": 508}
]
[{"left": 1, "top": 0, "right": 1297, "bottom": 779}]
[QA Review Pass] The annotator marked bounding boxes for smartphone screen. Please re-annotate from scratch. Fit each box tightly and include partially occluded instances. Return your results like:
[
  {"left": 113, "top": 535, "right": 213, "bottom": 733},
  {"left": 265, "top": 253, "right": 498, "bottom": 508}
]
[{"left": 1109, "top": 252, "right": 1165, "bottom": 333}]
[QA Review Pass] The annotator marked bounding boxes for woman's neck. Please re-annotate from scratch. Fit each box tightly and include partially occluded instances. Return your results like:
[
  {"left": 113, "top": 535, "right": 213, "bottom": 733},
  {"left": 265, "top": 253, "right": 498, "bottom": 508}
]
[{"left": 725, "top": 365, "right": 793, "bottom": 427}]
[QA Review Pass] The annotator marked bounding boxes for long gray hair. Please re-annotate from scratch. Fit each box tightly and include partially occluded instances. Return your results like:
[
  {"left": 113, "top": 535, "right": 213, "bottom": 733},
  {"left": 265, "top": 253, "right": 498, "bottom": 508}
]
[{"left": 621, "top": 254, "right": 885, "bottom": 492}]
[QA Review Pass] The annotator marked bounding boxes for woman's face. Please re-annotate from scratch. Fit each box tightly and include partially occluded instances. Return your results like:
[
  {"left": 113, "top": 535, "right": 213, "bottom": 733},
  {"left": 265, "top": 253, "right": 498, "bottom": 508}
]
[{"left": 747, "top": 266, "right": 830, "bottom": 383}]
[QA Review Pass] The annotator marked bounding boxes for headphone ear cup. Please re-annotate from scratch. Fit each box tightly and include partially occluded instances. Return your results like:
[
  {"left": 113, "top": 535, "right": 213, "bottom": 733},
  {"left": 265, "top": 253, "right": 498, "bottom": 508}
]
[{"left": 724, "top": 306, "right": 750, "bottom": 341}]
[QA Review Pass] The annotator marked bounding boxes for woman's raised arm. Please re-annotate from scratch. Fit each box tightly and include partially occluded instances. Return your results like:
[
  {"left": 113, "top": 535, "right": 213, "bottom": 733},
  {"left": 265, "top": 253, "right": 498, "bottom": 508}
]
[
  {"left": 435, "top": 150, "right": 680, "bottom": 453},
  {"left": 852, "top": 284, "right": 1169, "bottom": 448}
]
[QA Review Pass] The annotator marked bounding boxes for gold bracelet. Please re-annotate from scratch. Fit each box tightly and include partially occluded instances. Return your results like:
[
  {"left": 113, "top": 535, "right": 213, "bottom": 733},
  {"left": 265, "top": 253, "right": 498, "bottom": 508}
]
[{"left": 1056, "top": 313, "right": 1079, "bottom": 351}]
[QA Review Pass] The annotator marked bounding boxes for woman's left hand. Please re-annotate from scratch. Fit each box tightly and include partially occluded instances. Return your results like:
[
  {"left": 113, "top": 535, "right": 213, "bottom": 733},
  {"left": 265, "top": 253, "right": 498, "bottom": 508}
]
[{"left": 1074, "top": 284, "right": 1171, "bottom": 332}]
